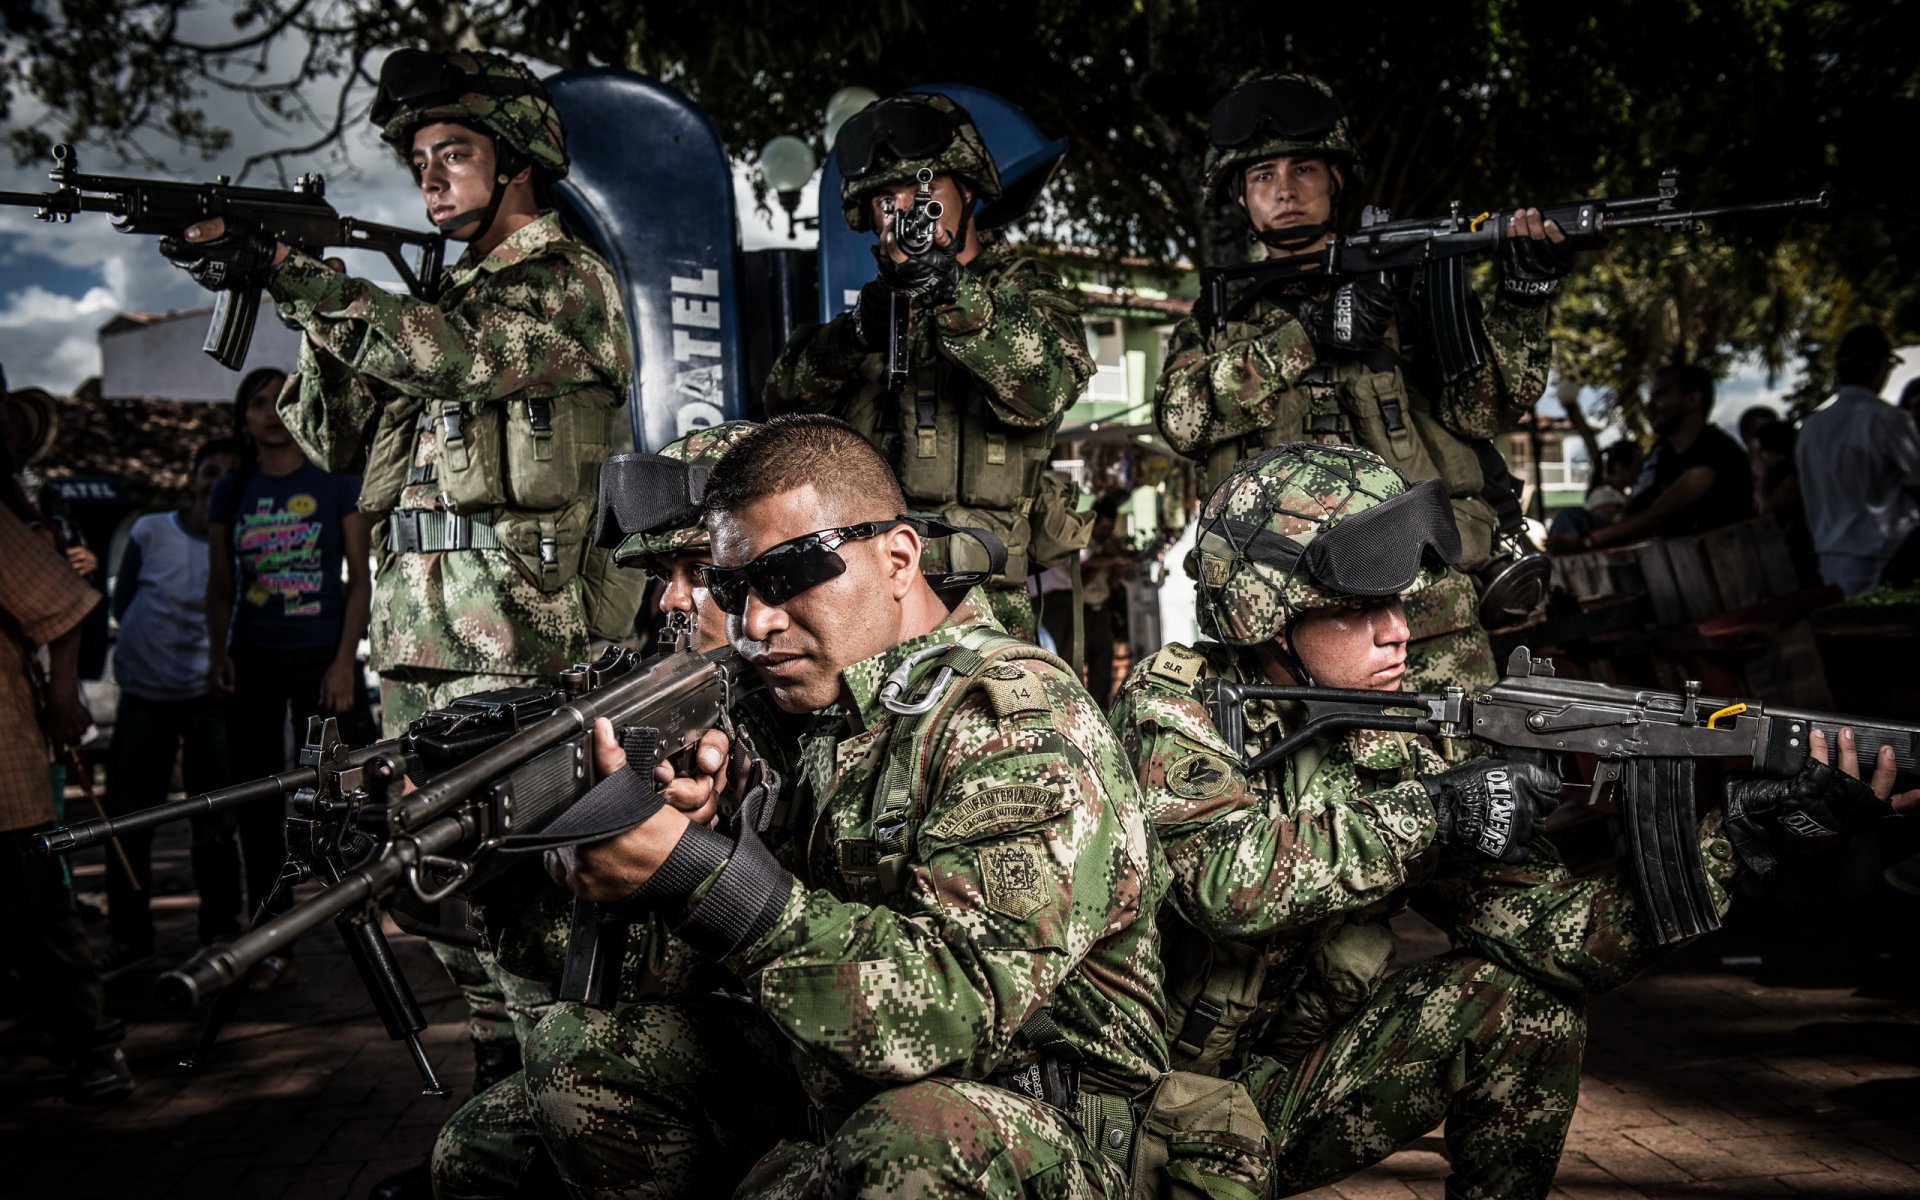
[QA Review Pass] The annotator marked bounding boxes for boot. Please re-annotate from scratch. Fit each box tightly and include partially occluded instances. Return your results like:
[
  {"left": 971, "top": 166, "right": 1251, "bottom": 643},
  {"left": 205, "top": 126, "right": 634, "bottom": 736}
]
[{"left": 471, "top": 1035, "right": 522, "bottom": 1094}]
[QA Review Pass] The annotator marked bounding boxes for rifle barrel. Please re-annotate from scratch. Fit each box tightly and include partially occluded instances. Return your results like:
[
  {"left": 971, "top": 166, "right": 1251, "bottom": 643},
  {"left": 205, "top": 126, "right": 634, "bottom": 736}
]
[
  {"left": 34, "top": 766, "right": 318, "bottom": 856},
  {"left": 1602, "top": 193, "right": 1828, "bottom": 231}
]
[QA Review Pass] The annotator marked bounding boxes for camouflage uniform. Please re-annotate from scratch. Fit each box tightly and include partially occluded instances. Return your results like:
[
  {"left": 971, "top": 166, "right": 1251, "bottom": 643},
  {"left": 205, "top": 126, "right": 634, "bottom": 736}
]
[
  {"left": 525, "top": 595, "right": 1168, "bottom": 1198},
  {"left": 763, "top": 95, "right": 1094, "bottom": 643},
  {"left": 1111, "top": 445, "right": 1739, "bottom": 1199},
  {"left": 1154, "top": 74, "right": 1554, "bottom": 692},
  {"left": 432, "top": 419, "right": 792, "bottom": 1200}
]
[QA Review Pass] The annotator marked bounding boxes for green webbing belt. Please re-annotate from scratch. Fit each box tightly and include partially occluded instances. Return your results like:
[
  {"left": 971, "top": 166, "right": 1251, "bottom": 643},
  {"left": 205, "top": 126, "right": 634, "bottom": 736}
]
[{"left": 387, "top": 509, "right": 502, "bottom": 554}]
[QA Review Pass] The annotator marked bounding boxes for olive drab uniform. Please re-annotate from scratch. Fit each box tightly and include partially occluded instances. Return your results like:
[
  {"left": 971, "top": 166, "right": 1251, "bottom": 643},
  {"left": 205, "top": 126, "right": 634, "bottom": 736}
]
[
  {"left": 1155, "top": 288, "right": 1549, "bottom": 691},
  {"left": 1109, "top": 641, "right": 1742, "bottom": 1199},
  {"left": 764, "top": 249, "right": 1094, "bottom": 642},
  {"left": 523, "top": 597, "right": 1169, "bottom": 1198}
]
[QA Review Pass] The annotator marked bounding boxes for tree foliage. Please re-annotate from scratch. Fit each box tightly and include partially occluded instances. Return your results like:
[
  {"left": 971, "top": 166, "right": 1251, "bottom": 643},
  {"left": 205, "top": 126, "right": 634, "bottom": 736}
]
[{"left": 4, "top": 0, "right": 1915, "bottom": 421}]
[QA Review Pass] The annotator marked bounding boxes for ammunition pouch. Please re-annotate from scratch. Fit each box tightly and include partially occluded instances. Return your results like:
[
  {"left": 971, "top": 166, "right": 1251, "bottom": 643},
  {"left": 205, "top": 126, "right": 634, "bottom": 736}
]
[
  {"left": 1126, "top": 1071, "right": 1273, "bottom": 1200},
  {"left": 1028, "top": 471, "right": 1094, "bottom": 569},
  {"left": 1163, "top": 929, "right": 1269, "bottom": 1077}
]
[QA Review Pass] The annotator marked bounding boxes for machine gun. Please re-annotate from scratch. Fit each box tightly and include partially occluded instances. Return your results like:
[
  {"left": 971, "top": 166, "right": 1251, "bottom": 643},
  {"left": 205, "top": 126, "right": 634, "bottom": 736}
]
[
  {"left": 1204, "top": 648, "right": 1917, "bottom": 946},
  {"left": 1199, "top": 169, "right": 1828, "bottom": 382},
  {"left": 47, "top": 641, "right": 742, "bottom": 1094},
  {"left": 0, "top": 143, "right": 445, "bottom": 369},
  {"left": 879, "top": 167, "right": 946, "bottom": 393}
]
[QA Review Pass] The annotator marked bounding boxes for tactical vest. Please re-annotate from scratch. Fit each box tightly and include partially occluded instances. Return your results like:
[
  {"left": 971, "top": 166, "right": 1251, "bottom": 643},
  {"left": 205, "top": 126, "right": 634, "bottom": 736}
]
[
  {"left": 1137, "top": 643, "right": 1402, "bottom": 1079},
  {"left": 1198, "top": 319, "right": 1504, "bottom": 574},
  {"left": 854, "top": 293, "right": 1088, "bottom": 588}
]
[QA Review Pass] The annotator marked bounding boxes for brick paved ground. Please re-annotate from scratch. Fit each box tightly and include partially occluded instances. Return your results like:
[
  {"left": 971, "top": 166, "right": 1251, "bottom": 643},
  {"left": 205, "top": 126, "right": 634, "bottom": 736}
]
[{"left": 5, "top": 823, "right": 1917, "bottom": 1199}]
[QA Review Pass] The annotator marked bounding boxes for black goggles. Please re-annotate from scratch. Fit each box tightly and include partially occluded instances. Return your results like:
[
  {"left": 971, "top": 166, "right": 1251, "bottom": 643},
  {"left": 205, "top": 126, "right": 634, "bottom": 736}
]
[
  {"left": 833, "top": 101, "right": 967, "bottom": 179},
  {"left": 592, "top": 452, "right": 711, "bottom": 550},
  {"left": 701, "top": 519, "right": 912, "bottom": 616},
  {"left": 370, "top": 49, "right": 536, "bottom": 128},
  {"left": 1219, "top": 478, "right": 1462, "bottom": 596},
  {"left": 1209, "top": 78, "right": 1347, "bottom": 150}
]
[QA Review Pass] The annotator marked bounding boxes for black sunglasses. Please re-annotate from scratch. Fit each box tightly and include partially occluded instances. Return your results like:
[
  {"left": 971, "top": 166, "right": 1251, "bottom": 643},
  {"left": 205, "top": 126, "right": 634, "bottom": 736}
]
[
  {"left": 1209, "top": 79, "right": 1347, "bottom": 150},
  {"left": 833, "top": 101, "right": 967, "bottom": 179},
  {"left": 701, "top": 519, "right": 913, "bottom": 616}
]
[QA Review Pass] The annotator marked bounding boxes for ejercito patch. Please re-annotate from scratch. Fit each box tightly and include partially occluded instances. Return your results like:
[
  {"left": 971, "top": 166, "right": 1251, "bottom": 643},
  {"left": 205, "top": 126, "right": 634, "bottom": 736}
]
[
  {"left": 980, "top": 843, "right": 1049, "bottom": 920},
  {"left": 925, "top": 784, "right": 1061, "bottom": 842},
  {"left": 1168, "top": 751, "right": 1232, "bottom": 800}
]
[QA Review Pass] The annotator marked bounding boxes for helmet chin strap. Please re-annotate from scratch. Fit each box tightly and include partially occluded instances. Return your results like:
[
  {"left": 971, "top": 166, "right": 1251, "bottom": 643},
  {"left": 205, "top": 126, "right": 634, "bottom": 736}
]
[
  {"left": 1251, "top": 222, "right": 1333, "bottom": 252},
  {"left": 435, "top": 168, "right": 513, "bottom": 240},
  {"left": 1261, "top": 618, "right": 1316, "bottom": 687}
]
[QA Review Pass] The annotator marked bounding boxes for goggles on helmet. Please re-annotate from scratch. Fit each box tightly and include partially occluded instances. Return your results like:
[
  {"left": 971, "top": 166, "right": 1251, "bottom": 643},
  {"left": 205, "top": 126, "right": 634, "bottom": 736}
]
[
  {"left": 702, "top": 519, "right": 912, "bottom": 615},
  {"left": 1215, "top": 478, "right": 1462, "bottom": 598},
  {"left": 833, "top": 101, "right": 968, "bottom": 179},
  {"left": 593, "top": 453, "right": 712, "bottom": 550},
  {"left": 370, "top": 48, "right": 540, "bottom": 130},
  {"left": 1209, "top": 78, "right": 1348, "bottom": 150}
]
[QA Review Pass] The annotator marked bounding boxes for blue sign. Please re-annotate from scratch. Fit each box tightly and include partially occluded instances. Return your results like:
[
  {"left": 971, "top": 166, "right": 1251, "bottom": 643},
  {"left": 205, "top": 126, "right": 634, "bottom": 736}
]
[
  {"left": 548, "top": 69, "right": 745, "bottom": 451},
  {"left": 817, "top": 85, "right": 1067, "bottom": 324}
]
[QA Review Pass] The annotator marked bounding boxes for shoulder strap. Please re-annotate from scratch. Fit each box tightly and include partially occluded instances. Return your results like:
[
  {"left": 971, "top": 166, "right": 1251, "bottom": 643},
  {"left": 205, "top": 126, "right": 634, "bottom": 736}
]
[{"left": 870, "top": 627, "right": 1069, "bottom": 895}]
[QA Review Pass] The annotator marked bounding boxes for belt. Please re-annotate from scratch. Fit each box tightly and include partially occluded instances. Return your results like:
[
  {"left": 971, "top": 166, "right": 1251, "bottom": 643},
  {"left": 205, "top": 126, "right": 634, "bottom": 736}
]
[{"left": 388, "top": 510, "right": 502, "bottom": 554}]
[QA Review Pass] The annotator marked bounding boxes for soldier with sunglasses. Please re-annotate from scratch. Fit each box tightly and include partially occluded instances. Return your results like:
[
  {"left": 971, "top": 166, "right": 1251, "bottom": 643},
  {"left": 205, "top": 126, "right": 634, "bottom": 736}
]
[
  {"left": 1155, "top": 74, "right": 1572, "bottom": 695},
  {"left": 525, "top": 414, "right": 1168, "bottom": 1197},
  {"left": 764, "top": 93, "right": 1094, "bottom": 645}
]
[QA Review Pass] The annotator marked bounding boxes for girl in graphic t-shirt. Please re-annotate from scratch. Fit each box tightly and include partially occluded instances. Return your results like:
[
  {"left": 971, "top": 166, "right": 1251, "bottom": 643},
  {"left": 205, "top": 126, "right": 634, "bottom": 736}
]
[{"left": 207, "top": 368, "right": 371, "bottom": 988}]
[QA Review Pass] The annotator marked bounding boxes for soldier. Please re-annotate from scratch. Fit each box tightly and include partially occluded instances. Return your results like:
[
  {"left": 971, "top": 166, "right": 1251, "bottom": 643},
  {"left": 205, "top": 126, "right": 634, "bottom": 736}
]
[
  {"left": 1155, "top": 73, "right": 1572, "bottom": 690},
  {"left": 159, "top": 47, "right": 635, "bottom": 1198},
  {"left": 432, "top": 420, "right": 786, "bottom": 1200},
  {"left": 764, "top": 93, "right": 1094, "bottom": 643},
  {"left": 1110, "top": 442, "right": 1911, "bottom": 1198},
  {"left": 525, "top": 414, "right": 1167, "bottom": 1197}
]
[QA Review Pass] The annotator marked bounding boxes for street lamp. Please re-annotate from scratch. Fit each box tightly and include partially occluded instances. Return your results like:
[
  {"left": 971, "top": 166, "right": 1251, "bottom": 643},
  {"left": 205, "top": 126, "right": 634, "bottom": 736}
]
[
  {"left": 758, "top": 86, "right": 881, "bottom": 240},
  {"left": 760, "top": 135, "right": 818, "bottom": 240}
]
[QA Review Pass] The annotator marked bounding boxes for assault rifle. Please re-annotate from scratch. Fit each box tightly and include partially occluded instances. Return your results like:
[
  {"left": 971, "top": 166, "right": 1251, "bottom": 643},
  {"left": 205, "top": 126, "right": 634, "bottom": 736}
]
[
  {"left": 37, "top": 641, "right": 742, "bottom": 1093},
  {"left": 0, "top": 143, "right": 444, "bottom": 369},
  {"left": 1200, "top": 169, "right": 1828, "bottom": 382},
  {"left": 879, "top": 167, "right": 945, "bottom": 393},
  {"left": 1205, "top": 648, "right": 1917, "bottom": 946}
]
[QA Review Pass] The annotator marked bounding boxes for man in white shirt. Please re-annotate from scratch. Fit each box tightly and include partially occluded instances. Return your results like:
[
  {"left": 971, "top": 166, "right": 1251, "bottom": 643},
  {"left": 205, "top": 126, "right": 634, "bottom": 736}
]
[{"left": 1797, "top": 326, "right": 1920, "bottom": 595}]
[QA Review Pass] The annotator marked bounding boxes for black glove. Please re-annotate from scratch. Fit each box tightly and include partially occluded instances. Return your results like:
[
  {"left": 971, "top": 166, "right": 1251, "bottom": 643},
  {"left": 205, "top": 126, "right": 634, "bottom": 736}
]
[
  {"left": 158, "top": 217, "right": 282, "bottom": 293},
  {"left": 848, "top": 279, "right": 897, "bottom": 353},
  {"left": 1422, "top": 758, "right": 1564, "bottom": 863},
  {"left": 877, "top": 245, "right": 962, "bottom": 305},
  {"left": 1497, "top": 229, "right": 1575, "bottom": 306},
  {"left": 1293, "top": 280, "right": 1395, "bottom": 355},
  {"left": 1724, "top": 756, "right": 1891, "bottom": 868}
]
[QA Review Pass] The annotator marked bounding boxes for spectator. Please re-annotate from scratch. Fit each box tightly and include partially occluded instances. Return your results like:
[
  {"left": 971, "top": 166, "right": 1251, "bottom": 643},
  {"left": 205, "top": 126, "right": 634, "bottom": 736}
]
[
  {"left": 1738, "top": 404, "right": 1781, "bottom": 449},
  {"left": 92, "top": 438, "right": 245, "bottom": 978},
  {"left": 1586, "top": 363, "right": 1754, "bottom": 549},
  {"left": 1599, "top": 440, "right": 1644, "bottom": 496},
  {"left": 1079, "top": 492, "right": 1137, "bottom": 709},
  {"left": 1900, "top": 377, "right": 1920, "bottom": 422},
  {"left": 1545, "top": 485, "right": 1628, "bottom": 554},
  {"left": 206, "top": 368, "right": 370, "bottom": 987},
  {"left": 1796, "top": 326, "right": 1920, "bottom": 595},
  {"left": 1752, "top": 421, "right": 1819, "bottom": 588},
  {"left": 0, "top": 374, "right": 132, "bottom": 1100}
]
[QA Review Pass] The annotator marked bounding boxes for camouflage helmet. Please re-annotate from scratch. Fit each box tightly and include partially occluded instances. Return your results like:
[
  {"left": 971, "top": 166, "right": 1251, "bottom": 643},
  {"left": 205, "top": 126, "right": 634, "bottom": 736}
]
[
  {"left": 835, "top": 93, "right": 1003, "bottom": 232},
  {"left": 1190, "top": 443, "right": 1461, "bottom": 647},
  {"left": 610, "top": 421, "right": 758, "bottom": 567},
  {"left": 1202, "top": 73, "right": 1360, "bottom": 205},
  {"left": 372, "top": 49, "right": 569, "bottom": 179}
]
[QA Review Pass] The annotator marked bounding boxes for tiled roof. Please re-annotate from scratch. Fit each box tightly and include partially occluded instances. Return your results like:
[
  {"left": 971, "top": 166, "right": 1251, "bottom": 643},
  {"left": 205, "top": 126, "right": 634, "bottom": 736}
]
[{"left": 37, "top": 377, "right": 232, "bottom": 498}]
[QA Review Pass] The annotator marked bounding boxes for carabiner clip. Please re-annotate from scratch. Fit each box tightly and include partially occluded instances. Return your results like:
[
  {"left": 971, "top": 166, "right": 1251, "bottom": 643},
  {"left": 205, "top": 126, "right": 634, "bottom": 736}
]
[{"left": 879, "top": 643, "right": 960, "bottom": 716}]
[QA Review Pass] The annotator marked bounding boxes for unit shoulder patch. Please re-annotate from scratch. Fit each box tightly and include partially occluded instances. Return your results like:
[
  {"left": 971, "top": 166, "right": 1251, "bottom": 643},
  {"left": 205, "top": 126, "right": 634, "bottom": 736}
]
[
  {"left": 1144, "top": 643, "right": 1206, "bottom": 688},
  {"left": 975, "top": 659, "right": 1053, "bottom": 718},
  {"left": 979, "top": 842, "right": 1050, "bottom": 920},
  {"left": 1167, "top": 750, "right": 1234, "bottom": 800},
  {"left": 925, "top": 783, "right": 1064, "bottom": 844}
]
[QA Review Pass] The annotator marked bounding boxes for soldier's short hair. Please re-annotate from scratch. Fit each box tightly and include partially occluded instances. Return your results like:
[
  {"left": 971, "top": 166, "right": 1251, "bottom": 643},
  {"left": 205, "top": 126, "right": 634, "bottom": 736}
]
[{"left": 703, "top": 414, "right": 906, "bottom": 526}]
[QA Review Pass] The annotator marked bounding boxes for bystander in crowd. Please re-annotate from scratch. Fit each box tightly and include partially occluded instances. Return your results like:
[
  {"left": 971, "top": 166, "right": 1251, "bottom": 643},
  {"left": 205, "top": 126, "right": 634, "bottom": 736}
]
[
  {"left": 1585, "top": 363, "right": 1754, "bottom": 550},
  {"left": 1797, "top": 326, "right": 1920, "bottom": 595}
]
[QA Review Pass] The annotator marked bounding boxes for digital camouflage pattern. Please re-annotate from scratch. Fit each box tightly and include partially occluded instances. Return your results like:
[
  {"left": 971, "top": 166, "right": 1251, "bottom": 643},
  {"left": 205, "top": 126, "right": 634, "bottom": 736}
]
[
  {"left": 377, "top": 50, "right": 570, "bottom": 178},
  {"left": 523, "top": 595, "right": 1165, "bottom": 1197},
  {"left": 1109, "top": 640, "right": 1741, "bottom": 1198},
  {"left": 764, "top": 246, "right": 1092, "bottom": 638},
  {"left": 838, "top": 92, "right": 1003, "bottom": 232},
  {"left": 1203, "top": 72, "right": 1360, "bottom": 203},
  {"left": 274, "top": 211, "right": 633, "bottom": 678},
  {"left": 1189, "top": 443, "right": 1442, "bottom": 646},
  {"left": 613, "top": 420, "right": 758, "bottom": 565}
]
